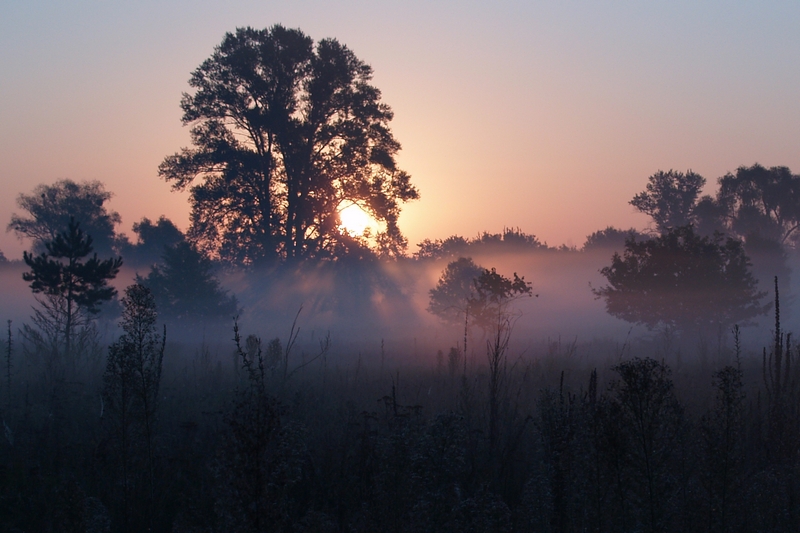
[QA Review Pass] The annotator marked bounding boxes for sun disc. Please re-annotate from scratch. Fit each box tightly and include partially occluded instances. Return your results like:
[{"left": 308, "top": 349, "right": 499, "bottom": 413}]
[{"left": 338, "top": 202, "right": 373, "bottom": 235}]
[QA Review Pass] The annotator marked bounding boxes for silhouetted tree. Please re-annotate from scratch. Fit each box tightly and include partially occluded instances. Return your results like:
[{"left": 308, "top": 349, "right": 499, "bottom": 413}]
[
  {"left": 470, "top": 267, "right": 533, "bottom": 328},
  {"left": 593, "top": 225, "right": 768, "bottom": 334},
  {"left": 159, "top": 25, "right": 418, "bottom": 263},
  {"left": 427, "top": 257, "right": 485, "bottom": 327},
  {"left": 428, "top": 258, "right": 532, "bottom": 330},
  {"left": 119, "top": 216, "right": 184, "bottom": 266},
  {"left": 8, "top": 179, "right": 121, "bottom": 256},
  {"left": 415, "top": 236, "right": 470, "bottom": 260},
  {"left": 137, "top": 242, "right": 237, "bottom": 322},
  {"left": 631, "top": 170, "right": 706, "bottom": 233},
  {"left": 717, "top": 163, "right": 800, "bottom": 245},
  {"left": 415, "top": 229, "right": 546, "bottom": 260},
  {"left": 22, "top": 218, "right": 122, "bottom": 376},
  {"left": 583, "top": 226, "right": 646, "bottom": 252}
]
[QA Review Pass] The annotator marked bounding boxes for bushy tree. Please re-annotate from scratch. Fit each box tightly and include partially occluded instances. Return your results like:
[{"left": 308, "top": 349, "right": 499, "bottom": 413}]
[
  {"left": 137, "top": 242, "right": 237, "bottom": 322},
  {"left": 630, "top": 170, "right": 706, "bottom": 233},
  {"left": 470, "top": 267, "right": 533, "bottom": 328},
  {"left": 427, "top": 257, "right": 485, "bottom": 326},
  {"left": 120, "top": 216, "right": 184, "bottom": 266},
  {"left": 22, "top": 218, "right": 122, "bottom": 376},
  {"left": 717, "top": 163, "right": 800, "bottom": 245},
  {"left": 8, "top": 179, "right": 121, "bottom": 256},
  {"left": 593, "top": 225, "right": 768, "bottom": 334},
  {"left": 159, "top": 25, "right": 418, "bottom": 263},
  {"left": 428, "top": 258, "right": 532, "bottom": 330}
]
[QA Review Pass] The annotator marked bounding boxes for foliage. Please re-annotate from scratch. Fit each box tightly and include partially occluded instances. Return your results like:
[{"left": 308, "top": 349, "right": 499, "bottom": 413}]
[
  {"left": 469, "top": 267, "right": 533, "bottom": 328},
  {"left": 415, "top": 228, "right": 546, "bottom": 260},
  {"left": 22, "top": 218, "right": 122, "bottom": 374},
  {"left": 630, "top": 170, "right": 706, "bottom": 233},
  {"left": 699, "top": 359, "right": 745, "bottom": 533},
  {"left": 583, "top": 226, "right": 646, "bottom": 252},
  {"left": 8, "top": 179, "right": 121, "bottom": 256},
  {"left": 137, "top": 242, "right": 237, "bottom": 322},
  {"left": 120, "top": 216, "right": 185, "bottom": 266},
  {"left": 427, "top": 257, "right": 484, "bottom": 326},
  {"left": 159, "top": 25, "right": 418, "bottom": 263},
  {"left": 593, "top": 225, "right": 768, "bottom": 333},
  {"left": 717, "top": 163, "right": 800, "bottom": 245},
  {"left": 428, "top": 257, "right": 532, "bottom": 333}
]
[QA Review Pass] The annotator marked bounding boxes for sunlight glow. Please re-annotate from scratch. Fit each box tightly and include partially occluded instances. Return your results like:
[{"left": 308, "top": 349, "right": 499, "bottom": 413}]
[{"left": 338, "top": 201, "right": 375, "bottom": 236}]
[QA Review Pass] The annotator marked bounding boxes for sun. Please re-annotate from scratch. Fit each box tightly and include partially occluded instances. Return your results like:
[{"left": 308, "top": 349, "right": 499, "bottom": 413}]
[{"left": 338, "top": 201, "right": 375, "bottom": 236}]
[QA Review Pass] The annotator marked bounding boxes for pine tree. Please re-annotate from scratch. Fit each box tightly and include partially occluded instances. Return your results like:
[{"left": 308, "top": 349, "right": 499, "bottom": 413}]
[{"left": 22, "top": 217, "right": 122, "bottom": 378}]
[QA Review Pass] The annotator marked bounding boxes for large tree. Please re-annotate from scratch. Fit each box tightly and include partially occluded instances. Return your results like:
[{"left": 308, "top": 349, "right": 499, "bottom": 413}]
[
  {"left": 159, "top": 25, "right": 418, "bottom": 264},
  {"left": 593, "top": 225, "right": 768, "bottom": 334},
  {"left": 8, "top": 179, "right": 121, "bottom": 256}
]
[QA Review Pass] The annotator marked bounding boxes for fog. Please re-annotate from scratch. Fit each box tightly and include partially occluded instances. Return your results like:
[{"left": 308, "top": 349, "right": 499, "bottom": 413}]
[
  {"left": 156, "top": 243, "right": 800, "bottom": 374},
  {"left": 4, "top": 242, "right": 799, "bottom": 369}
]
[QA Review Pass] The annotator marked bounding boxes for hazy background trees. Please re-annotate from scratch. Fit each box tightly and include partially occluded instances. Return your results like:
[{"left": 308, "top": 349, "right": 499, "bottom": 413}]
[
  {"left": 8, "top": 179, "right": 121, "bottom": 257},
  {"left": 136, "top": 241, "right": 237, "bottom": 324},
  {"left": 119, "top": 216, "right": 185, "bottom": 267}
]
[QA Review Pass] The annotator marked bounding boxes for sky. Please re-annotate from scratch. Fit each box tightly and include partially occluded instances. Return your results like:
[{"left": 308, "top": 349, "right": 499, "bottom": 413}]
[{"left": 2, "top": 1, "right": 800, "bottom": 258}]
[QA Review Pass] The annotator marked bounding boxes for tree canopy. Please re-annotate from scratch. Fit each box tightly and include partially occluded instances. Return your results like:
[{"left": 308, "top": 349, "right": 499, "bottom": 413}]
[
  {"left": 137, "top": 242, "right": 237, "bottom": 322},
  {"left": 415, "top": 228, "right": 547, "bottom": 260},
  {"left": 716, "top": 163, "right": 800, "bottom": 245},
  {"left": 428, "top": 257, "right": 533, "bottom": 331},
  {"left": 120, "top": 216, "right": 185, "bottom": 266},
  {"left": 8, "top": 179, "right": 121, "bottom": 256},
  {"left": 427, "top": 257, "right": 485, "bottom": 326},
  {"left": 159, "top": 25, "right": 418, "bottom": 264},
  {"left": 583, "top": 226, "right": 647, "bottom": 252},
  {"left": 593, "top": 225, "right": 768, "bottom": 333},
  {"left": 630, "top": 170, "right": 706, "bottom": 233}
]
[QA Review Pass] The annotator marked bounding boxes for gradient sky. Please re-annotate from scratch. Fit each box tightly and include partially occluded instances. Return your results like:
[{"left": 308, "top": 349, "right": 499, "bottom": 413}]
[{"left": 2, "top": 1, "right": 800, "bottom": 258}]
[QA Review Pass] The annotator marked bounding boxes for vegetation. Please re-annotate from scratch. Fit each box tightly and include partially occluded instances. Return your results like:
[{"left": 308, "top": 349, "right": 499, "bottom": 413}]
[
  {"left": 137, "top": 241, "right": 237, "bottom": 322},
  {"left": 630, "top": 169, "right": 706, "bottom": 233},
  {"left": 4, "top": 22, "right": 800, "bottom": 533},
  {"left": 8, "top": 179, "right": 121, "bottom": 256},
  {"left": 1, "top": 303, "right": 799, "bottom": 532},
  {"left": 415, "top": 227, "right": 548, "bottom": 260},
  {"left": 159, "top": 25, "right": 418, "bottom": 263},
  {"left": 119, "top": 216, "right": 185, "bottom": 267},
  {"left": 593, "top": 225, "right": 769, "bottom": 334},
  {"left": 21, "top": 218, "right": 122, "bottom": 379}
]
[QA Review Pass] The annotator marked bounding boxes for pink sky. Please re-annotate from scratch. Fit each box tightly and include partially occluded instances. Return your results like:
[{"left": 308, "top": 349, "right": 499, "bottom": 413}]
[{"left": 2, "top": 1, "right": 800, "bottom": 258}]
